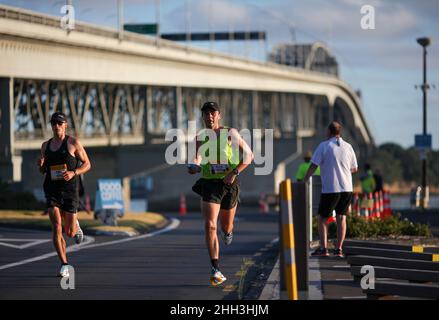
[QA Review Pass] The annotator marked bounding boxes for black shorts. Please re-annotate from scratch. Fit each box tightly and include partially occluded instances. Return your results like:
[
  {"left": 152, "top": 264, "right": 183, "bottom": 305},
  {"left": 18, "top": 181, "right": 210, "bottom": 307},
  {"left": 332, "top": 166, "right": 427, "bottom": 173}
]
[
  {"left": 44, "top": 179, "right": 79, "bottom": 214},
  {"left": 192, "top": 178, "right": 240, "bottom": 210},
  {"left": 318, "top": 192, "right": 353, "bottom": 218}
]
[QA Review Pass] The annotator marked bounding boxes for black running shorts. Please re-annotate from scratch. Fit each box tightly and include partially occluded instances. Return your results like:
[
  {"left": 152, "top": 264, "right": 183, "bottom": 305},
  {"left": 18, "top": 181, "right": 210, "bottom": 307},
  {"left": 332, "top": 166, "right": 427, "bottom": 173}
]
[
  {"left": 318, "top": 192, "right": 353, "bottom": 218},
  {"left": 192, "top": 178, "right": 240, "bottom": 210},
  {"left": 44, "top": 180, "right": 79, "bottom": 214}
]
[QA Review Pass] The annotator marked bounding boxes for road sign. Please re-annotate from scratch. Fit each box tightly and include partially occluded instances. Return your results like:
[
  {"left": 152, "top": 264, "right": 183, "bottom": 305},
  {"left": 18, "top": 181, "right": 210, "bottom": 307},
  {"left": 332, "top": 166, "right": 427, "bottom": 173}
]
[
  {"left": 94, "top": 179, "right": 125, "bottom": 214},
  {"left": 415, "top": 134, "right": 432, "bottom": 150},
  {"left": 123, "top": 23, "right": 157, "bottom": 35}
]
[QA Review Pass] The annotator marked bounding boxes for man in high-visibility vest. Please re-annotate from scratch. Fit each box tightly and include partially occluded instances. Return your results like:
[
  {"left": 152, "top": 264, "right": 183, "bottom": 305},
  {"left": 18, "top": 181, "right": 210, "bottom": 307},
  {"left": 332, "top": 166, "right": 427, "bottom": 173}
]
[
  {"left": 295, "top": 151, "right": 320, "bottom": 182},
  {"left": 360, "top": 163, "right": 376, "bottom": 194}
]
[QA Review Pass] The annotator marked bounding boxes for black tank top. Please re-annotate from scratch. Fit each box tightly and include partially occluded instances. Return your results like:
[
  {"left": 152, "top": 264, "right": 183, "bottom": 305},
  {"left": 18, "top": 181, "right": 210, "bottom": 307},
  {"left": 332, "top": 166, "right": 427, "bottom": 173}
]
[{"left": 44, "top": 135, "right": 78, "bottom": 188}]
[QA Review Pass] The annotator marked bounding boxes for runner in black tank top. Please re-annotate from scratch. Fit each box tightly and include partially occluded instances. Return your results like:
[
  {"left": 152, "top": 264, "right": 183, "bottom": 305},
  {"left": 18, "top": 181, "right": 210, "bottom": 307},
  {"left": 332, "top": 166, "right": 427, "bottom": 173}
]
[
  {"left": 38, "top": 112, "right": 92, "bottom": 277},
  {"left": 43, "top": 135, "right": 79, "bottom": 211}
]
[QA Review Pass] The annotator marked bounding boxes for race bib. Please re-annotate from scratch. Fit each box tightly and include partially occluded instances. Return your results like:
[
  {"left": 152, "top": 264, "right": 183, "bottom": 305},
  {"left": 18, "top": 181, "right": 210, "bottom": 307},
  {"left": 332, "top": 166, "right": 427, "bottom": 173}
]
[
  {"left": 210, "top": 164, "right": 229, "bottom": 174},
  {"left": 50, "top": 164, "right": 67, "bottom": 181}
]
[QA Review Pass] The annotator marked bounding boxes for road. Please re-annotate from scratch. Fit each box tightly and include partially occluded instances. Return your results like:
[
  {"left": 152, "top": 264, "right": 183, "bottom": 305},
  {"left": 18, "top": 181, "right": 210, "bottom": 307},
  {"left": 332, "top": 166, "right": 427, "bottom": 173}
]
[{"left": 0, "top": 208, "right": 279, "bottom": 300}]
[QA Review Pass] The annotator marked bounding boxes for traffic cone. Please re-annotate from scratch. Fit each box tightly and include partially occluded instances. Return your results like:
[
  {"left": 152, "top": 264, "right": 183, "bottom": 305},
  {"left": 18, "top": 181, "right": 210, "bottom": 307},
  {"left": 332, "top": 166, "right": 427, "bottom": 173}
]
[
  {"left": 179, "top": 194, "right": 187, "bottom": 216},
  {"left": 327, "top": 211, "right": 336, "bottom": 225},
  {"left": 372, "top": 192, "right": 380, "bottom": 219},
  {"left": 259, "top": 193, "right": 269, "bottom": 214},
  {"left": 383, "top": 190, "right": 392, "bottom": 218},
  {"left": 85, "top": 194, "right": 91, "bottom": 215},
  {"left": 379, "top": 191, "right": 384, "bottom": 219},
  {"left": 367, "top": 192, "right": 374, "bottom": 220},
  {"left": 353, "top": 193, "right": 360, "bottom": 216},
  {"left": 360, "top": 193, "right": 369, "bottom": 218}
]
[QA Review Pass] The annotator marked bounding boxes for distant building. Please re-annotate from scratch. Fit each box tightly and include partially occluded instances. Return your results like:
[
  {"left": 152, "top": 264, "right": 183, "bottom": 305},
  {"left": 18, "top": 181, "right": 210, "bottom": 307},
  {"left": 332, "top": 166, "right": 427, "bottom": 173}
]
[{"left": 269, "top": 42, "right": 339, "bottom": 77}]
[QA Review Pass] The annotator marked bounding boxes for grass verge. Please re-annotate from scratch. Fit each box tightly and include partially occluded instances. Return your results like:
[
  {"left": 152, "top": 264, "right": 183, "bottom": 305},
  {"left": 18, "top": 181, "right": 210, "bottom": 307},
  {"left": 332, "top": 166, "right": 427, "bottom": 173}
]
[{"left": 0, "top": 210, "right": 167, "bottom": 235}]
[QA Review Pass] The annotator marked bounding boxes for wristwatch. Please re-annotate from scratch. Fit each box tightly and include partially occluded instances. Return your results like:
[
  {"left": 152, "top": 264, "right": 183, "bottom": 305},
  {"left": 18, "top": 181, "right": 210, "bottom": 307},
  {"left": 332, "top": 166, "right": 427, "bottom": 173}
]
[{"left": 233, "top": 168, "right": 240, "bottom": 176}]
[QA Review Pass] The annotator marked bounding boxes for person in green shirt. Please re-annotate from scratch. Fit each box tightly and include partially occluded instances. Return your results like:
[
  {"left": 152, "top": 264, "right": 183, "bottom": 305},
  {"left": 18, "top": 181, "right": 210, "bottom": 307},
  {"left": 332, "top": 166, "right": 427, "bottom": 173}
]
[
  {"left": 360, "top": 163, "right": 376, "bottom": 194},
  {"left": 296, "top": 151, "right": 320, "bottom": 182}
]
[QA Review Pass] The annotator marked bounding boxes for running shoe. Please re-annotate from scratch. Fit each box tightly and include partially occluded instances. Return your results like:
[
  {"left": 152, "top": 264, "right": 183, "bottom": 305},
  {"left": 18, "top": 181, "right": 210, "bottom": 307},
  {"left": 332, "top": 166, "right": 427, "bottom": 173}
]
[
  {"left": 222, "top": 232, "right": 233, "bottom": 245},
  {"left": 210, "top": 268, "right": 227, "bottom": 286},
  {"left": 310, "top": 247, "right": 329, "bottom": 257},
  {"left": 74, "top": 220, "right": 84, "bottom": 244},
  {"left": 333, "top": 248, "right": 345, "bottom": 258},
  {"left": 58, "top": 264, "right": 70, "bottom": 278}
]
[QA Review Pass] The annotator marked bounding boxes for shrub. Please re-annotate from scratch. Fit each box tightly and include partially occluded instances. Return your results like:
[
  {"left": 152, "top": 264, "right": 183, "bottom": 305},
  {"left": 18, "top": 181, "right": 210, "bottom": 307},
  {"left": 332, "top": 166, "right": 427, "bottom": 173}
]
[{"left": 312, "top": 213, "right": 432, "bottom": 239}]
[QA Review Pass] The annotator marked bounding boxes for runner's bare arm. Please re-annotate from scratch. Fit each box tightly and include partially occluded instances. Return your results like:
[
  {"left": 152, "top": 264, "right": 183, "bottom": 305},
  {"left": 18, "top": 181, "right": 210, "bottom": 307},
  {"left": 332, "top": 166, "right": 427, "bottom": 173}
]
[
  {"left": 188, "top": 137, "right": 202, "bottom": 174},
  {"left": 38, "top": 141, "right": 48, "bottom": 174},
  {"left": 73, "top": 138, "right": 91, "bottom": 175},
  {"left": 303, "top": 163, "right": 319, "bottom": 182},
  {"left": 231, "top": 128, "right": 254, "bottom": 174}
]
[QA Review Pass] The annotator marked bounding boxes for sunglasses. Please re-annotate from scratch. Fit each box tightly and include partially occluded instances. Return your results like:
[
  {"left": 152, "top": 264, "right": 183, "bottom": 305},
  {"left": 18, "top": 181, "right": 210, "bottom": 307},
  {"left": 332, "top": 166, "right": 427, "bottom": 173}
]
[{"left": 50, "top": 120, "right": 65, "bottom": 126}]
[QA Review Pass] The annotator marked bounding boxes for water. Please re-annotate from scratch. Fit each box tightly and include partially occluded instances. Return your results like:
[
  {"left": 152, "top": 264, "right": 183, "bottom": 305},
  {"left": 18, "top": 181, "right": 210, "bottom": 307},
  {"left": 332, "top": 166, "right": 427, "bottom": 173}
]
[
  {"left": 130, "top": 199, "right": 148, "bottom": 212},
  {"left": 390, "top": 195, "right": 439, "bottom": 210}
]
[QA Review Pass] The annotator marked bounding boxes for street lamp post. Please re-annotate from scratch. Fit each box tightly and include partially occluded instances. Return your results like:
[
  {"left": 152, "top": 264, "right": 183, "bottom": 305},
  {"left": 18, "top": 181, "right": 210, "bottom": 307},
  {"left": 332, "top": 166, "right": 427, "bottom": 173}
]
[{"left": 416, "top": 37, "right": 431, "bottom": 209}]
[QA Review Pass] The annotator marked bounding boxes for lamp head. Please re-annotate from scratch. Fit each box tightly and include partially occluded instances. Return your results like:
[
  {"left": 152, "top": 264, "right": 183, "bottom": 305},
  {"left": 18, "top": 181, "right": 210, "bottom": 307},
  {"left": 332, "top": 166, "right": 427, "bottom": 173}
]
[{"left": 417, "top": 37, "right": 431, "bottom": 48}]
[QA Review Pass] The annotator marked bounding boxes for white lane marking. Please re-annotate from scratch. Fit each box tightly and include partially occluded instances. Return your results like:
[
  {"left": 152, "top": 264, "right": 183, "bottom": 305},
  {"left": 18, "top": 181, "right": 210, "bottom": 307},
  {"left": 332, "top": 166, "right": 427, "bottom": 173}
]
[
  {"left": 332, "top": 265, "right": 350, "bottom": 269},
  {"left": 341, "top": 296, "right": 367, "bottom": 299},
  {"left": 0, "top": 236, "right": 95, "bottom": 271},
  {"left": 0, "top": 218, "right": 180, "bottom": 271},
  {"left": 0, "top": 238, "right": 51, "bottom": 249},
  {"left": 76, "top": 218, "right": 180, "bottom": 251}
]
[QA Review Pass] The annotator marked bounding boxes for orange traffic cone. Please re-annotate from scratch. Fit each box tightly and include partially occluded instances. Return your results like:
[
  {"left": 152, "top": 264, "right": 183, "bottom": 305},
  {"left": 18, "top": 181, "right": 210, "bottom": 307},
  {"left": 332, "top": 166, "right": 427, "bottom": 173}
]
[
  {"left": 179, "top": 194, "right": 187, "bottom": 216},
  {"left": 367, "top": 192, "right": 374, "bottom": 220},
  {"left": 327, "top": 211, "right": 336, "bottom": 225},
  {"left": 372, "top": 192, "right": 380, "bottom": 219},
  {"left": 353, "top": 193, "right": 360, "bottom": 216},
  {"left": 383, "top": 190, "right": 392, "bottom": 218},
  {"left": 85, "top": 194, "right": 91, "bottom": 215},
  {"left": 259, "top": 193, "right": 269, "bottom": 214}
]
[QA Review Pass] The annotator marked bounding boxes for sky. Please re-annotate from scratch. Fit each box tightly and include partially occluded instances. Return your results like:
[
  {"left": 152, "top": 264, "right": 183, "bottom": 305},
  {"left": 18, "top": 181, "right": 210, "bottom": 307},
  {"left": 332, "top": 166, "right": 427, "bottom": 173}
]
[{"left": 1, "top": 0, "right": 438, "bottom": 149}]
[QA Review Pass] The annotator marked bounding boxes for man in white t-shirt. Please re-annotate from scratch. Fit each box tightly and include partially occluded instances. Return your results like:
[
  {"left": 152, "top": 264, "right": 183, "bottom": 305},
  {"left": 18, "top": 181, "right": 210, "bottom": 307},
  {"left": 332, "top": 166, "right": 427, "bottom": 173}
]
[{"left": 303, "top": 121, "right": 358, "bottom": 257}]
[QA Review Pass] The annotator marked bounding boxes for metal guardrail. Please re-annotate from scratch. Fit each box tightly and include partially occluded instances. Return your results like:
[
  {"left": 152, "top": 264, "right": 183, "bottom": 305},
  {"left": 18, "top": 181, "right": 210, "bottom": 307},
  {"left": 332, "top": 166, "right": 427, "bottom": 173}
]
[
  {"left": 350, "top": 266, "right": 439, "bottom": 283},
  {"left": 347, "top": 255, "right": 439, "bottom": 272},
  {"left": 345, "top": 240, "right": 439, "bottom": 299},
  {"left": 344, "top": 239, "right": 439, "bottom": 254},
  {"left": 344, "top": 246, "right": 438, "bottom": 262},
  {"left": 364, "top": 281, "right": 439, "bottom": 300}
]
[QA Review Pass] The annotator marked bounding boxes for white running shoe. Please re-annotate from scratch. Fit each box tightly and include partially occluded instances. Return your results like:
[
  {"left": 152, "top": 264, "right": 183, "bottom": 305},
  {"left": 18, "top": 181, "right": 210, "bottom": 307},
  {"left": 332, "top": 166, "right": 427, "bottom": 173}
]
[
  {"left": 74, "top": 220, "right": 84, "bottom": 244},
  {"left": 210, "top": 268, "right": 227, "bottom": 286},
  {"left": 222, "top": 232, "right": 233, "bottom": 246},
  {"left": 58, "top": 265, "right": 70, "bottom": 278}
]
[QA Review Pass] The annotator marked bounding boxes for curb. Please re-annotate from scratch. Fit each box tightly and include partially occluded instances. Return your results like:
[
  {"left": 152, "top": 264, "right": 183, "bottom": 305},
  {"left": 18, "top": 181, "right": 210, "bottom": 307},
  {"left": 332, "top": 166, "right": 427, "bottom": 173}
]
[
  {"left": 93, "top": 230, "right": 139, "bottom": 237},
  {"left": 259, "top": 259, "right": 280, "bottom": 300},
  {"left": 259, "top": 255, "right": 324, "bottom": 300}
]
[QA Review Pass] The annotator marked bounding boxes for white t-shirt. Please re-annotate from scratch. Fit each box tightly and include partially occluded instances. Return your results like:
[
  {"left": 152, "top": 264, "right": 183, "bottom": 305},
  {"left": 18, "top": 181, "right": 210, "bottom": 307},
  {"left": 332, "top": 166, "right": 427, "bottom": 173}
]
[{"left": 311, "top": 137, "right": 358, "bottom": 193}]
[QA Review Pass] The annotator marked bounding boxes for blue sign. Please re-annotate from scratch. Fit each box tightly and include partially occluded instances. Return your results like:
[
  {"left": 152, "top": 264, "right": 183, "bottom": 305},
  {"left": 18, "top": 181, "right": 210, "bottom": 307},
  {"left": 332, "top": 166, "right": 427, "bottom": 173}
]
[
  {"left": 94, "top": 179, "right": 125, "bottom": 213},
  {"left": 415, "top": 134, "right": 432, "bottom": 150}
]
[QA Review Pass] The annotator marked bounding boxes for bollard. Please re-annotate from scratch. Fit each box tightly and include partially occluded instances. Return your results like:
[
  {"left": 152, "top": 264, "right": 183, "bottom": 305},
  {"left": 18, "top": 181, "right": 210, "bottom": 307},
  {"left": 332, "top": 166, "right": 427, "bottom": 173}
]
[
  {"left": 279, "top": 179, "right": 298, "bottom": 300},
  {"left": 292, "top": 182, "right": 310, "bottom": 293}
]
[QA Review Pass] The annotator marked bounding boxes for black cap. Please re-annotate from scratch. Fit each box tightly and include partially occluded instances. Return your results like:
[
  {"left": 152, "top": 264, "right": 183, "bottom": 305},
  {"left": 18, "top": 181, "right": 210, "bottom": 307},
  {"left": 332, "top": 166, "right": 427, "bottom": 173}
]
[
  {"left": 50, "top": 112, "right": 67, "bottom": 123},
  {"left": 201, "top": 101, "right": 220, "bottom": 112}
]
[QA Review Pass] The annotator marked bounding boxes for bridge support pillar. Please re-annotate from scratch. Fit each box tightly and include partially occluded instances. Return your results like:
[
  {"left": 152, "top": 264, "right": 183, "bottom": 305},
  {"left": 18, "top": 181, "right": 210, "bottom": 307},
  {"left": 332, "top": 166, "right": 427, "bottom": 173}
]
[{"left": 0, "top": 77, "right": 21, "bottom": 182}]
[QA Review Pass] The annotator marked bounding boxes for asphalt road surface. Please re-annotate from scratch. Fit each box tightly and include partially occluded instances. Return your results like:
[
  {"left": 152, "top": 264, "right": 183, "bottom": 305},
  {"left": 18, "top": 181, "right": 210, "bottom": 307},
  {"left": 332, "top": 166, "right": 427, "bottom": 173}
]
[{"left": 0, "top": 208, "right": 279, "bottom": 300}]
